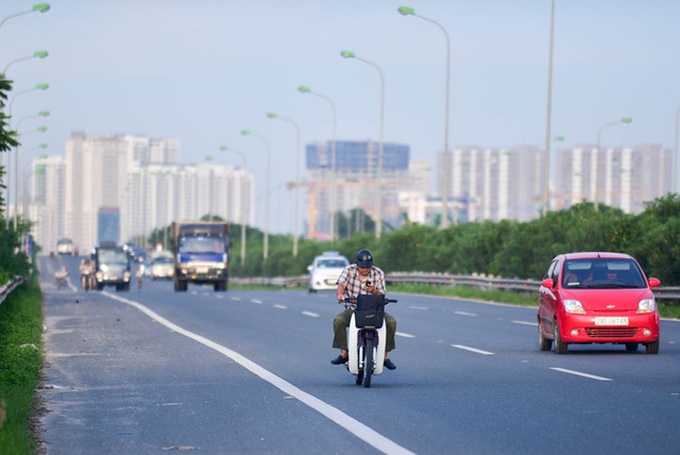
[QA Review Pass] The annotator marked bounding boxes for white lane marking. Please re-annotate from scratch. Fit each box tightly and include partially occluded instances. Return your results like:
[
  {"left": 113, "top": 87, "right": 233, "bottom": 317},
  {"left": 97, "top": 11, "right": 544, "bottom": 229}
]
[
  {"left": 231, "top": 297, "right": 242, "bottom": 301},
  {"left": 396, "top": 332, "right": 415, "bottom": 338},
  {"left": 409, "top": 305, "right": 429, "bottom": 310},
  {"left": 550, "top": 367, "right": 613, "bottom": 382},
  {"left": 451, "top": 344, "right": 495, "bottom": 356},
  {"left": 251, "top": 299, "right": 263, "bottom": 304},
  {"left": 302, "top": 311, "right": 320, "bottom": 318},
  {"left": 102, "top": 292, "right": 416, "bottom": 455},
  {"left": 454, "top": 311, "right": 477, "bottom": 317},
  {"left": 273, "top": 304, "right": 287, "bottom": 310},
  {"left": 512, "top": 320, "right": 536, "bottom": 326}
]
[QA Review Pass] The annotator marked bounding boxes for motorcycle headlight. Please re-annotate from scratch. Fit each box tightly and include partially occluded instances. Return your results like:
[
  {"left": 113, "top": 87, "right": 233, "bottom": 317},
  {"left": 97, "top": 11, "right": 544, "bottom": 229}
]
[
  {"left": 637, "top": 299, "right": 655, "bottom": 314},
  {"left": 563, "top": 299, "right": 586, "bottom": 314}
]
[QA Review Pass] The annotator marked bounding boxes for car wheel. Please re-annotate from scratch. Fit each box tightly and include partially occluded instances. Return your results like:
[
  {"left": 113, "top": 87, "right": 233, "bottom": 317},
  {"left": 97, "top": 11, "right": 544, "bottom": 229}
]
[
  {"left": 553, "top": 320, "right": 568, "bottom": 354},
  {"left": 538, "top": 321, "right": 552, "bottom": 351},
  {"left": 645, "top": 339, "right": 660, "bottom": 354},
  {"left": 625, "top": 343, "right": 639, "bottom": 352}
]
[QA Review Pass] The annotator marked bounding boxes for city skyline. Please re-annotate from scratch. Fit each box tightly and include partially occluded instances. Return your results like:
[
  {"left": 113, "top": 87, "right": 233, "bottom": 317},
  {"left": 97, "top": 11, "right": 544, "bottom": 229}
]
[{"left": 3, "top": 0, "right": 679, "bottom": 234}]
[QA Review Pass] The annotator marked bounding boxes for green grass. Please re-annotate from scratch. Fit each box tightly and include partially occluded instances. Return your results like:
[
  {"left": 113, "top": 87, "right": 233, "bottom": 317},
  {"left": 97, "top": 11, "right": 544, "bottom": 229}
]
[{"left": 0, "top": 278, "right": 44, "bottom": 455}]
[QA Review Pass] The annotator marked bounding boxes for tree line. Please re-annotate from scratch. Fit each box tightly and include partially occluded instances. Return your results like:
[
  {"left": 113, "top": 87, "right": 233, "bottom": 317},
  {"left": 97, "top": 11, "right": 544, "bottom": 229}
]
[{"left": 148, "top": 195, "right": 680, "bottom": 286}]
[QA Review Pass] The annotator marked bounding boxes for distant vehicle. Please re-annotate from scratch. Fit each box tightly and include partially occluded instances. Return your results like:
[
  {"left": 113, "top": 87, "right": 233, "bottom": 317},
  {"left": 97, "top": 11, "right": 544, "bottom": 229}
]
[
  {"left": 307, "top": 251, "right": 349, "bottom": 292},
  {"left": 150, "top": 251, "right": 174, "bottom": 280},
  {"left": 538, "top": 252, "right": 661, "bottom": 354},
  {"left": 56, "top": 238, "right": 75, "bottom": 255},
  {"left": 92, "top": 245, "right": 131, "bottom": 291},
  {"left": 172, "top": 221, "right": 230, "bottom": 292}
]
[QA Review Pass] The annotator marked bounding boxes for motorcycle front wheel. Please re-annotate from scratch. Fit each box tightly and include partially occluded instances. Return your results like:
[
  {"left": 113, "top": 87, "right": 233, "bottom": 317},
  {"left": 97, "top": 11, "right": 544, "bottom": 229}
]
[{"left": 363, "top": 337, "right": 374, "bottom": 388}]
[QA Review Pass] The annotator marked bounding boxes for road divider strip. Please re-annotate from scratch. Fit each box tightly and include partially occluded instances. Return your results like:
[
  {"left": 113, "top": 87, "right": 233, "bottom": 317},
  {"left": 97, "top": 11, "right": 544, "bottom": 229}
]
[{"left": 102, "top": 292, "right": 416, "bottom": 455}]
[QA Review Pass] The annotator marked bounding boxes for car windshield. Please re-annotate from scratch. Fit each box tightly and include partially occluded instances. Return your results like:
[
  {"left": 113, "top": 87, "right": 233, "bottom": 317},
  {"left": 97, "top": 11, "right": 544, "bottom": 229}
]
[
  {"left": 316, "top": 259, "right": 348, "bottom": 269},
  {"left": 98, "top": 251, "right": 128, "bottom": 265},
  {"left": 562, "top": 258, "right": 647, "bottom": 289},
  {"left": 179, "top": 236, "right": 225, "bottom": 254},
  {"left": 152, "top": 257, "right": 173, "bottom": 265}
]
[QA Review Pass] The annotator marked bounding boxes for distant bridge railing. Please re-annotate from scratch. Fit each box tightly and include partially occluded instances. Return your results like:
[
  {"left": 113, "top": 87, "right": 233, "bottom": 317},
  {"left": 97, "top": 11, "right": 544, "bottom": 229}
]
[{"left": 232, "top": 272, "right": 680, "bottom": 301}]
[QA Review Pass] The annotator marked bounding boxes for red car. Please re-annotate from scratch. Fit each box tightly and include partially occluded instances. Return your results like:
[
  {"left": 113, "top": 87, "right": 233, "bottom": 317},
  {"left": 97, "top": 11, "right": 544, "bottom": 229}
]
[{"left": 538, "top": 252, "right": 661, "bottom": 354}]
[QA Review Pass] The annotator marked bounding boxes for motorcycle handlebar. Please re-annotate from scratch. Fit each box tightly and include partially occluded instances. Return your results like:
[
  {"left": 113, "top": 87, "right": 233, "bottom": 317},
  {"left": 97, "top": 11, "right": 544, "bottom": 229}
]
[{"left": 342, "top": 296, "right": 397, "bottom": 304}]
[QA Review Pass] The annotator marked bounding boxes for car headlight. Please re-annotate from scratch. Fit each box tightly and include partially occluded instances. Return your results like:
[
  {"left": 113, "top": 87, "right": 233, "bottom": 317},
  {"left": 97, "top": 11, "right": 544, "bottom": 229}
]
[
  {"left": 563, "top": 299, "right": 586, "bottom": 314},
  {"left": 637, "top": 299, "right": 655, "bottom": 314}
]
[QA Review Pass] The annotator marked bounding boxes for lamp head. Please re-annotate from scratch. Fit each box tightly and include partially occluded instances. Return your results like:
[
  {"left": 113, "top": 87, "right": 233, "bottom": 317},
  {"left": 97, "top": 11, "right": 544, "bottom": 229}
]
[
  {"left": 37, "top": 126, "right": 47, "bottom": 133},
  {"left": 298, "top": 85, "right": 311, "bottom": 94},
  {"left": 34, "top": 3, "right": 50, "bottom": 13},
  {"left": 34, "top": 50, "right": 48, "bottom": 59},
  {"left": 219, "top": 145, "right": 228, "bottom": 151},
  {"left": 340, "top": 50, "right": 355, "bottom": 59},
  {"left": 38, "top": 143, "right": 47, "bottom": 149},
  {"left": 38, "top": 110, "right": 49, "bottom": 116},
  {"left": 36, "top": 83, "right": 49, "bottom": 90},
  {"left": 398, "top": 6, "right": 415, "bottom": 16},
  {"left": 621, "top": 117, "right": 633, "bottom": 124},
  {"left": 240, "top": 129, "right": 251, "bottom": 136},
  {"left": 266, "top": 112, "right": 278, "bottom": 119},
  {"left": 553, "top": 135, "right": 565, "bottom": 141}
]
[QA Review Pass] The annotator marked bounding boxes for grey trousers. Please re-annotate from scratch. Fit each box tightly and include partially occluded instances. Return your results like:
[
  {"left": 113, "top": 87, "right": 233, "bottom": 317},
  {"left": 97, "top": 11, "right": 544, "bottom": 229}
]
[{"left": 332, "top": 308, "right": 397, "bottom": 352}]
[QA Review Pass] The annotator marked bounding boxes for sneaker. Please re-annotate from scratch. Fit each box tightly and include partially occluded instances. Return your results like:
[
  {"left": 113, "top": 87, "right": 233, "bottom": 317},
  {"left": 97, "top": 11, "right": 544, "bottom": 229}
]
[
  {"left": 331, "top": 355, "right": 348, "bottom": 365},
  {"left": 383, "top": 359, "right": 396, "bottom": 370}
]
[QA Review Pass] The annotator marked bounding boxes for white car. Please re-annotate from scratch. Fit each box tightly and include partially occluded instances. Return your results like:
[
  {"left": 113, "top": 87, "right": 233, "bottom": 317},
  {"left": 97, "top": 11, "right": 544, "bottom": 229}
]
[
  {"left": 308, "top": 251, "right": 349, "bottom": 292},
  {"left": 150, "top": 255, "right": 174, "bottom": 280}
]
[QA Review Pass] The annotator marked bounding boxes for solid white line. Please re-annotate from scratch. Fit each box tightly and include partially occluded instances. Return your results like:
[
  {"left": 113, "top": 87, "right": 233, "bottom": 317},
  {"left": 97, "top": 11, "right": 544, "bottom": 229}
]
[
  {"left": 451, "top": 344, "right": 495, "bottom": 356},
  {"left": 102, "top": 292, "right": 416, "bottom": 455},
  {"left": 302, "top": 311, "right": 320, "bottom": 318},
  {"left": 550, "top": 367, "right": 613, "bottom": 382},
  {"left": 512, "top": 320, "right": 536, "bottom": 326},
  {"left": 396, "top": 332, "right": 415, "bottom": 338},
  {"left": 454, "top": 311, "right": 477, "bottom": 317}
]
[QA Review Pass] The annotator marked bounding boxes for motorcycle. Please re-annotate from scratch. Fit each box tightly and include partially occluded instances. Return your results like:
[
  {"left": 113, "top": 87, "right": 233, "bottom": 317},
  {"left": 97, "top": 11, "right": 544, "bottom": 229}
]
[{"left": 344, "top": 294, "right": 397, "bottom": 388}]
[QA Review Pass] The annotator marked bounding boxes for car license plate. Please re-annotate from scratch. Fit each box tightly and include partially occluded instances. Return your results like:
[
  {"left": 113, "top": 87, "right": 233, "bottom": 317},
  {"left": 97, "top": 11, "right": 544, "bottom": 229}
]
[
  {"left": 594, "top": 317, "right": 629, "bottom": 326},
  {"left": 197, "top": 267, "right": 209, "bottom": 274}
]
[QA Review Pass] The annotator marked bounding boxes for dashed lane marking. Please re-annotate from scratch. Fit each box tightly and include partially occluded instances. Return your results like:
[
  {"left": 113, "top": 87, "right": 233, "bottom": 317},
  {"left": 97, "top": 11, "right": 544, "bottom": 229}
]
[
  {"left": 550, "top": 367, "right": 613, "bottom": 382},
  {"left": 302, "top": 311, "right": 320, "bottom": 318},
  {"left": 451, "top": 344, "right": 495, "bottom": 356}
]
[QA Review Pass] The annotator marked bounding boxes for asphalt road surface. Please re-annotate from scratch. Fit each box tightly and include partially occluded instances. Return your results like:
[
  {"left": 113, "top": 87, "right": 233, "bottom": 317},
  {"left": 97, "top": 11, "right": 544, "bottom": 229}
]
[{"left": 37, "top": 255, "right": 680, "bottom": 454}]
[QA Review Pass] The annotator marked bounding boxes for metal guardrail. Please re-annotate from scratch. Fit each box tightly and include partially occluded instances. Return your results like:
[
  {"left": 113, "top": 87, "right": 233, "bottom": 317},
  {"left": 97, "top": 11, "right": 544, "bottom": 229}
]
[
  {"left": 232, "top": 272, "right": 680, "bottom": 301},
  {"left": 0, "top": 276, "right": 25, "bottom": 306}
]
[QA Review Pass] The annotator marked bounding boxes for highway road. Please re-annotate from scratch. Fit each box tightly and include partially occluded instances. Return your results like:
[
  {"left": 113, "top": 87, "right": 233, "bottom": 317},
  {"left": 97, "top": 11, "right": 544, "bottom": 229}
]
[{"left": 38, "top": 255, "right": 680, "bottom": 454}]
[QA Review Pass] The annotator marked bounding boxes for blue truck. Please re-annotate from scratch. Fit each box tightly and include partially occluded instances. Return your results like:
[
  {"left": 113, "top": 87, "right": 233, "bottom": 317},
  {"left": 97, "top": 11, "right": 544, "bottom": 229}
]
[{"left": 171, "top": 221, "right": 230, "bottom": 292}]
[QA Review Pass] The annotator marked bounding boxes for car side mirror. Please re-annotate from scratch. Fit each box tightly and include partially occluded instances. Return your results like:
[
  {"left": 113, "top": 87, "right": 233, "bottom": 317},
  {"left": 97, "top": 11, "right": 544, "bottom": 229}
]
[
  {"left": 648, "top": 277, "right": 661, "bottom": 288},
  {"left": 541, "top": 278, "right": 554, "bottom": 289}
]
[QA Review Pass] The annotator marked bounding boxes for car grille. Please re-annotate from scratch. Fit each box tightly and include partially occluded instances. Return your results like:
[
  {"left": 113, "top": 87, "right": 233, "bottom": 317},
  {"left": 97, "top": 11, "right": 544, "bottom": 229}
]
[{"left": 585, "top": 327, "right": 638, "bottom": 338}]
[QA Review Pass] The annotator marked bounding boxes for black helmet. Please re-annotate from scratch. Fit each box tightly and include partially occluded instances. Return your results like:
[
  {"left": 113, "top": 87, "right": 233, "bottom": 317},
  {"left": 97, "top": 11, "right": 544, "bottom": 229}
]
[{"left": 356, "top": 249, "right": 374, "bottom": 268}]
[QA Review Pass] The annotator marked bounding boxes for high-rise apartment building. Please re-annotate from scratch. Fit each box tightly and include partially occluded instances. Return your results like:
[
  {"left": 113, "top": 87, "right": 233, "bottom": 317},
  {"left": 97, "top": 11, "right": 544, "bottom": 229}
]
[
  {"left": 443, "top": 145, "right": 544, "bottom": 222},
  {"left": 554, "top": 143, "right": 671, "bottom": 213},
  {"left": 305, "top": 140, "right": 410, "bottom": 238},
  {"left": 29, "top": 133, "right": 254, "bottom": 253}
]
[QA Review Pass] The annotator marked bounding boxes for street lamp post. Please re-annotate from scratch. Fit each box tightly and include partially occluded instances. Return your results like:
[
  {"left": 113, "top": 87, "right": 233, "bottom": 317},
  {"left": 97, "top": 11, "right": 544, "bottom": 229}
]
[
  {"left": 5, "top": 83, "right": 49, "bottom": 228},
  {"left": 241, "top": 129, "right": 271, "bottom": 261},
  {"left": 3, "top": 50, "right": 48, "bottom": 74},
  {"left": 674, "top": 106, "right": 679, "bottom": 194},
  {"left": 340, "top": 50, "right": 385, "bottom": 239},
  {"left": 594, "top": 117, "right": 632, "bottom": 210},
  {"left": 542, "top": 0, "right": 556, "bottom": 216},
  {"left": 219, "top": 145, "right": 248, "bottom": 266},
  {"left": 398, "top": 6, "right": 452, "bottom": 229},
  {"left": 298, "top": 85, "right": 338, "bottom": 241},
  {"left": 0, "top": 3, "right": 50, "bottom": 30},
  {"left": 14, "top": 127, "right": 47, "bottom": 228},
  {"left": 266, "top": 112, "right": 301, "bottom": 257}
]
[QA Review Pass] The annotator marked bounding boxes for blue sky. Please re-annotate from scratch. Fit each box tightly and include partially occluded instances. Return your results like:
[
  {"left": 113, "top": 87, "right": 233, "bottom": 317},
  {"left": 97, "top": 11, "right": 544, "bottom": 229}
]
[{"left": 3, "top": 0, "right": 679, "bottom": 234}]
